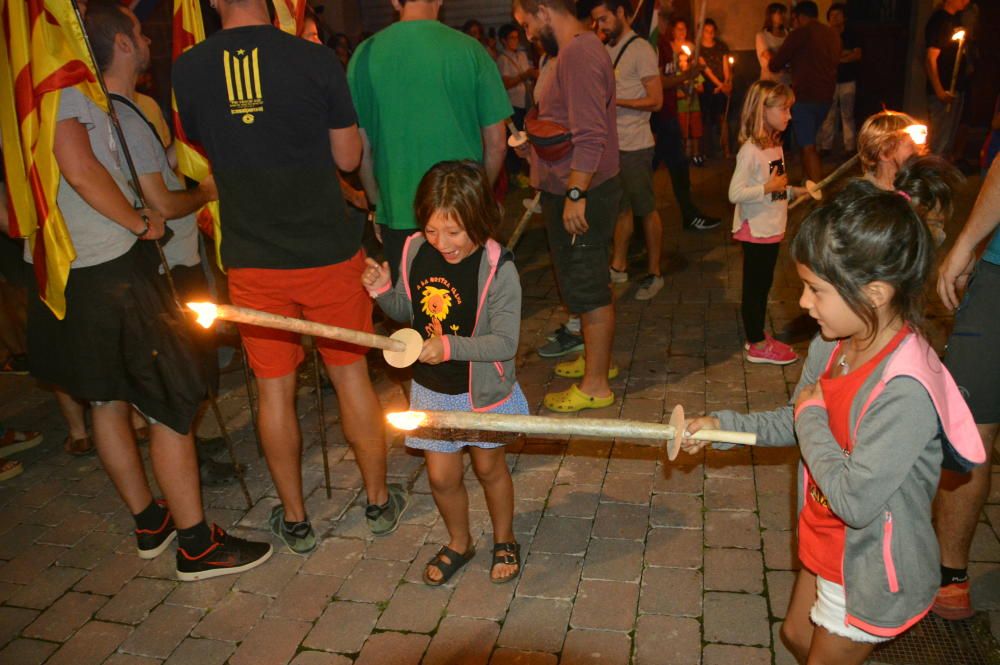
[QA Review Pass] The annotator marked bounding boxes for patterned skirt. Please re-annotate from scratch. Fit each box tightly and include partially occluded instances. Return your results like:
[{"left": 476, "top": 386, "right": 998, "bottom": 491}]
[{"left": 405, "top": 381, "right": 530, "bottom": 453}]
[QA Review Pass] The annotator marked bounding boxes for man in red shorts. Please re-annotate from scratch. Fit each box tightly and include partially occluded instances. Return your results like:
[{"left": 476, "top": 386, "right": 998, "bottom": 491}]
[{"left": 174, "top": 0, "right": 407, "bottom": 554}]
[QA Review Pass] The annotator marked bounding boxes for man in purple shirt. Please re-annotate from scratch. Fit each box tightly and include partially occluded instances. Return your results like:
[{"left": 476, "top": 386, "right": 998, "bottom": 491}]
[{"left": 513, "top": 0, "right": 621, "bottom": 413}]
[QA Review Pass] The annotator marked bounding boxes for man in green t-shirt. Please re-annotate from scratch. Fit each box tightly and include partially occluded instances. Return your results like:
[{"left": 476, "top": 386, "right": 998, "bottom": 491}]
[{"left": 348, "top": 0, "right": 511, "bottom": 282}]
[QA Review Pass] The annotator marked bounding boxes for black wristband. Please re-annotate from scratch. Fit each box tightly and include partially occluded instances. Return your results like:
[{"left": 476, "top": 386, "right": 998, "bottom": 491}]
[{"left": 133, "top": 214, "right": 150, "bottom": 238}]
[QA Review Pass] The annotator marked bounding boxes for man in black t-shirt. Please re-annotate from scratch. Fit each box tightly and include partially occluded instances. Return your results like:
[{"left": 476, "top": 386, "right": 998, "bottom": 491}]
[
  {"left": 924, "top": 0, "right": 970, "bottom": 157},
  {"left": 817, "top": 3, "right": 861, "bottom": 154},
  {"left": 174, "top": 0, "right": 408, "bottom": 552}
]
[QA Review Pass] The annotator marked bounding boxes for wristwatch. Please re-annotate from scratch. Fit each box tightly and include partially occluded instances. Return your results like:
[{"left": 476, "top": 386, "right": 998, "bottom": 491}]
[
  {"left": 566, "top": 187, "right": 587, "bottom": 202},
  {"left": 133, "top": 213, "right": 150, "bottom": 237}
]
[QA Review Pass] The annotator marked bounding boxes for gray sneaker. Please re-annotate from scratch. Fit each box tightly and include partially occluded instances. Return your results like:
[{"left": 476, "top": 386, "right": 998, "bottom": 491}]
[
  {"left": 635, "top": 274, "right": 664, "bottom": 301},
  {"left": 537, "top": 325, "right": 585, "bottom": 358},
  {"left": 610, "top": 267, "right": 628, "bottom": 284},
  {"left": 366, "top": 483, "right": 409, "bottom": 536},
  {"left": 269, "top": 505, "right": 318, "bottom": 555}
]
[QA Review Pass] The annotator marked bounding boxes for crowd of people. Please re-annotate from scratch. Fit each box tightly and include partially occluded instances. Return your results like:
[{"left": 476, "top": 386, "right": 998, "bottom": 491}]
[{"left": 0, "top": 0, "right": 996, "bottom": 662}]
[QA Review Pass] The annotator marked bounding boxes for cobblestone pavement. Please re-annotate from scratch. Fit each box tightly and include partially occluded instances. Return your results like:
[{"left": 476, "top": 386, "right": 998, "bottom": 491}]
[{"left": 1, "top": 159, "right": 998, "bottom": 665}]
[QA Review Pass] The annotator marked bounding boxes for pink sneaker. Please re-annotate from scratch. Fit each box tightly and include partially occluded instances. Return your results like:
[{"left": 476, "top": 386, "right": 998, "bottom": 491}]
[{"left": 744, "top": 335, "right": 798, "bottom": 365}]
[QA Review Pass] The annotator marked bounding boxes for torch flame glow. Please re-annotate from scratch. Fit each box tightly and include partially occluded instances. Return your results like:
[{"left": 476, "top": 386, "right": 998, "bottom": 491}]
[
  {"left": 728, "top": 55, "right": 734, "bottom": 64},
  {"left": 681, "top": 44, "right": 691, "bottom": 56},
  {"left": 187, "top": 302, "right": 219, "bottom": 329},
  {"left": 386, "top": 411, "right": 427, "bottom": 431},
  {"left": 904, "top": 124, "right": 928, "bottom": 146},
  {"left": 951, "top": 29, "right": 965, "bottom": 41}
]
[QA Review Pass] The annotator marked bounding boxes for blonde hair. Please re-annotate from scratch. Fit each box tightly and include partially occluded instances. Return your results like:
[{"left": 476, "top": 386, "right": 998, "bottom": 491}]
[
  {"left": 857, "top": 110, "right": 920, "bottom": 174},
  {"left": 738, "top": 80, "right": 794, "bottom": 149}
]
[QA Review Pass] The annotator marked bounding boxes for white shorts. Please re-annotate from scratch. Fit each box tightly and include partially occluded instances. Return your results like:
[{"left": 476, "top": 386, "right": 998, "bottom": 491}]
[{"left": 810, "top": 576, "right": 891, "bottom": 644}]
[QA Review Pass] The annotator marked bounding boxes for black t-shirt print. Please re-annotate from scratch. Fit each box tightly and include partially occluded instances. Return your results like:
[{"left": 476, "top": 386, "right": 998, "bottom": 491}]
[
  {"left": 410, "top": 244, "right": 483, "bottom": 395},
  {"left": 173, "top": 25, "right": 360, "bottom": 270}
]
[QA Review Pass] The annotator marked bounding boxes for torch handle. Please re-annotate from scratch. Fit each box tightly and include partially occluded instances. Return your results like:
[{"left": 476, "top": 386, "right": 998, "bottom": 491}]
[
  {"left": 788, "top": 154, "right": 860, "bottom": 210},
  {"left": 687, "top": 429, "right": 757, "bottom": 446},
  {"left": 218, "top": 305, "right": 405, "bottom": 352}
]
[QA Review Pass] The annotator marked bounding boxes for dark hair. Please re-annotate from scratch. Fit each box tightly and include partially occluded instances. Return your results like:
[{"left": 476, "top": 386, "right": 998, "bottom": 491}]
[
  {"left": 498, "top": 23, "right": 516, "bottom": 41},
  {"left": 591, "top": 0, "right": 632, "bottom": 15},
  {"left": 414, "top": 161, "right": 500, "bottom": 247},
  {"left": 894, "top": 155, "right": 964, "bottom": 223},
  {"left": 461, "top": 19, "right": 484, "bottom": 36},
  {"left": 763, "top": 2, "right": 787, "bottom": 31},
  {"left": 85, "top": 0, "right": 135, "bottom": 72},
  {"left": 791, "top": 180, "right": 933, "bottom": 337},
  {"left": 668, "top": 14, "right": 688, "bottom": 30},
  {"left": 793, "top": 1, "right": 819, "bottom": 19},
  {"left": 513, "top": 0, "right": 577, "bottom": 14},
  {"left": 827, "top": 2, "right": 846, "bottom": 19},
  {"left": 704, "top": 18, "right": 718, "bottom": 30}
]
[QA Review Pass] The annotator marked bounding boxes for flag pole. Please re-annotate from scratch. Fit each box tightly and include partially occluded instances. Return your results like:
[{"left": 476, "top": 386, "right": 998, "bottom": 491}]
[{"left": 69, "top": 0, "right": 253, "bottom": 509}]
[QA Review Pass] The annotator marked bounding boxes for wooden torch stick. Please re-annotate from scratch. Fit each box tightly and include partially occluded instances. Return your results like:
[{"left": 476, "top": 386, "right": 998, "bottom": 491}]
[
  {"left": 946, "top": 30, "right": 965, "bottom": 113},
  {"left": 787, "top": 154, "right": 859, "bottom": 210},
  {"left": 507, "top": 191, "right": 541, "bottom": 251}
]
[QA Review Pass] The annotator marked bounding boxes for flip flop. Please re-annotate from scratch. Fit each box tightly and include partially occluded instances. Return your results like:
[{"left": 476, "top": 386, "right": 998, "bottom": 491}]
[
  {"left": 553, "top": 355, "right": 619, "bottom": 379},
  {"left": 64, "top": 435, "right": 94, "bottom": 456},
  {"left": 0, "top": 428, "right": 42, "bottom": 456},
  {"left": 543, "top": 384, "right": 615, "bottom": 413},
  {"left": 0, "top": 458, "right": 23, "bottom": 482},
  {"left": 423, "top": 545, "right": 476, "bottom": 586},
  {"left": 490, "top": 542, "right": 521, "bottom": 584}
]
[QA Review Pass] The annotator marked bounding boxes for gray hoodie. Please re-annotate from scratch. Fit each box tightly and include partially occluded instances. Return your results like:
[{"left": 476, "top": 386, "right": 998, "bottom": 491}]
[
  {"left": 713, "top": 332, "right": 981, "bottom": 635},
  {"left": 373, "top": 234, "right": 521, "bottom": 411}
]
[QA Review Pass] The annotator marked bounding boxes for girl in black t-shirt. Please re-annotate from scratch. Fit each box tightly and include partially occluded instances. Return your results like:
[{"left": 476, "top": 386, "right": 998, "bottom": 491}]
[{"left": 363, "top": 161, "right": 527, "bottom": 586}]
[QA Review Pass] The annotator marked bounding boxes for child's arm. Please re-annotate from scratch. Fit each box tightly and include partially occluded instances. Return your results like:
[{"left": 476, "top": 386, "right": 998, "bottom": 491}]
[
  {"left": 728, "top": 146, "right": 766, "bottom": 204},
  {"left": 440, "top": 262, "right": 521, "bottom": 362},
  {"left": 795, "top": 377, "right": 938, "bottom": 529},
  {"left": 364, "top": 258, "right": 412, "bottom": 324}
]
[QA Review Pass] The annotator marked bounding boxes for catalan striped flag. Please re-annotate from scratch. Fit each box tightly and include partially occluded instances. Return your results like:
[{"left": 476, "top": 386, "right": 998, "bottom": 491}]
[
  {"left": 272, "top": 0, "right": 306, "bottom": 36},
  {"left": 0, "top": 0, "right": 106, "bottom": 319},
  {"left": 171, "top": 0, "right": 221, "bottom": 265}
]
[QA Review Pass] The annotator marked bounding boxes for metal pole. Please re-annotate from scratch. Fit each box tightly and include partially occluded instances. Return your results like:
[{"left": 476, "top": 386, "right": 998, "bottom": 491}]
[
  {"left": 241, "top": 341, "right": 264, "bottom": 460},
  {"left": 312, "top": 346, "right": 332, "bottom": 499}
]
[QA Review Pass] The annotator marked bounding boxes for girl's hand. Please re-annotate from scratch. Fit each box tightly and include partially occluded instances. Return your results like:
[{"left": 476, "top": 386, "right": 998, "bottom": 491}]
[
  {"left": 419, "top": 336, "right": 445, "bottom": 365},
  {"left": 679, "top": 415, "right": 721, "bottom": 454},
  {"left": 789, "top": 185, "right": 809, "bottom": 201},
  {"left": 361, "top": 257, "right": 391, "bottom": 292},
  {"left": 795, "top": 383, "right": 824, "bottom": 411},
  {"left": 764, "top": 166, "right": 788, "bottom": 194}
]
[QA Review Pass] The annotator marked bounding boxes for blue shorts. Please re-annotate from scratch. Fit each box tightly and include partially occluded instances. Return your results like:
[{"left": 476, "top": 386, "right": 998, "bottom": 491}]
[{"left": 791, "top": 101, "right": 831, "bottom": 148}]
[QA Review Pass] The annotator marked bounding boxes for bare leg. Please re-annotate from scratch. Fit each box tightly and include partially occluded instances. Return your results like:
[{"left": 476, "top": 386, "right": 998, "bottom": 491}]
[
  {"left": 610, "top": 209, "right": 634, "bottom": 273},
  {"left": 578, "top": 304, "right": 615, "bottom": 398},
  {"left": 55, "top": 390, "right": 88, "bottom": 440},
  {"left": 802, "top": 145, "right": 823, "bottom": 183},
  {"left": 780, "top": 569, "right": 818, "bottom": 665},
  {"left": 424, "top": 450, "right": 471, "bottom": 583},
  {"left": 148, "top": 422, "right": 204, "bottom": 529},
  {"left": 806, "top": 626, "right": 876, "bottom": 665},
  {"left": 642, "top": 210, "right": 663, "bottom": 276},
  {"left": 326, "top": 358, "right": 388, "bottom": 507},
  {"left": 935, "top": 423, "right": 998, "bottom": 568},
  {"left": 90, "top": 401, "right": 152, "bottom": 514},
  {"left": 256, "top": 372, "right": 306, "bottom": 523},
  {"left": 469, "top": 446, "right": 516, "bottom": 580}
]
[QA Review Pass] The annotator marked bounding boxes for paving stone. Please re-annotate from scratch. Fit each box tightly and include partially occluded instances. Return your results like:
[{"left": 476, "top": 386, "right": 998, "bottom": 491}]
[
  {"left": 74, "top": 552, "right": 147, "bottom": 595},
  {"left": 191, "top": 591, "right": 267, "bottom": 642},
  {"left": 5, "top": 565, "right": 86, "bottom": 609},
  {"left": 555, "top": 457, "right": 608, "bottom": 486},
  {"left": 300, "top": 537, "right": 365, "bottom": 577},
  {"left": 528, "top": 516, "right": 591, "bottom": 555},
  {"left": 569, "top": 579, "right": 638, "bottom": 631},
  {"left": 302, "top": 601, "right": 379, "bottom": 653},
  {"left": 423, "top": 616, "right": 499, "bottom": 665},
  {"left": 363, "top": 523, "right": 428, "bottom": 561},
  {"left": 448, "top": 566, "right": 516, "bottom": 620},
  {"left": 96, "top": 577, "right": 175, "bottom": 624},
  {"left": 600, "top": 472, "right": 654, "bottom": 505},
  {"left": 354, "top": 631, "right": 429, "bottom": 665},
  {"left": 703, "top": 592, "right": 771, "bottom": 646},
  {"left": 633, "top": 614, "right": 700, "bottom": 665},
  {"left": 581, "top": 538, "right": 643, "bottom": 582},
  {"left": 511, "top": 471, "right": 557, "bottom": 501},
  {"left": 517, "top": 552, "right": 583, "bottom": 600},
  {"left": 0, "top": 524, "right": 46, "bottom": 561},
  {"left": 163, "top": 638, "right": 235, "bottom": 665},
  {"left": 766, "top": 570, "right": 796, "bottom": 619},
  {"left": 489, "top": 648, "right": 558, "bottom": 665},
  {"left": 773, "top": 622, "right": 797, "bottom": 665},
  {"left": 265, "top": 572, "right": 341, "bottom": 621},
  {"left": 121, "top": 603, "right": 204, "bottom": 658},
  {"left": 229, "top": 616, "right": 311, "bottom": 665},
  {"left": 233, "top": 552, "right": 303, "bottom": 597},
  {"left": 103, "top": 654, "right": 161, "bottom": 665},
  {"left": 606, "top": 444, "right": 659, "bottom": 475},
  {"left": 513, "top": 499, "right": 545, "bottom": 535},
  {"left": 0, "top": 638, "right": 57, "bottom": 665},
  {"left": 0, "top": 606, "right": 38, "bottom": 647},
  {"left": 704, "top": 449, "right": 754, "bottom": 478},
  {"left": 45, "top": 620, "right": 132, "bottom": 665},
  {"left": 164, "top": 576, "right": 236, "bottom": 609},
  {"left": 762, "top": 529, "right": 799, "bottom": 570},
  {"left": 704, "top": 548, "right": 764, "bottom": 593},
  {"left": 497, "top": 597, "right": 572, "bottom": 653},
  {"left": 23, "top": 591, "right": 107, "bottom": 642},
  {"left": 0, "top": 544, "right": 64, "bottom": 584},
  {"left": 56, "top": 531, "right": 126, "bottom": 570},
  {"left": 754, "top": 465, "right": 796, "bottom": 496},
  {"left": 290, "top": 652, "right": 352, "bottom": 665},
  {"left": 649, "top": 493, "right": 702, "bottom": 528},
  {"left": 643, "top": 527, "right": 702, "bottom": 569},
  {"left": 559, "top": 629, "right": 631, "bottom": 665},
  {"left": 545, "top": 485, "right": 600, "bottom": 518},
  {"left": 758, "top": 493, "right": 795, "bottom": 531},
  {"left": 702, "top": 643, "right": 772, "bottom": 665},
  {"left": 335, "top": 558, "right": 407, "bottom": 603},
  {"left": 376, "top": 582, "right": 450, "bottom": 633},
  {"left": 704, "top": 510, "right": 760, "bottom": 549},
  {"left": 639, "top": 567, "right": 702, "bottom": 617},
  {"left": 591, "top": 502, "right": 648, "bottom": 540},
  {"left": 704, "top": 476, "right": 757, "bottom": 511}
]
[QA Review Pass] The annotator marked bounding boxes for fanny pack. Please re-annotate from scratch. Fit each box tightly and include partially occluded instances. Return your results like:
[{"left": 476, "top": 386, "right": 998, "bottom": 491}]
[{"left": 525, "top": 106, "right": 573, "bottom": 162}]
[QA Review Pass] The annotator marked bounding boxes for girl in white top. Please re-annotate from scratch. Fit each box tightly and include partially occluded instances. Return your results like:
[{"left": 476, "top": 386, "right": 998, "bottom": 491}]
[
  {"left": 729, "top": 80, "right": 805, "bottom": 365},
  {"left": 755, "top": 2, "right": 790, "bottom": 85}
]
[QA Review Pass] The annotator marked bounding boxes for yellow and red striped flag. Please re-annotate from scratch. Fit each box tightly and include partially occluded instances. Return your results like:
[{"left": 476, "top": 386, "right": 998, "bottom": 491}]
[
  {"left": 0, "top": 0, "right": 108, "bottom": 319},
  {"left": 272, "top": 0, "right": 306, "bottom": 36},
  {"left": 171, "top": 0, "right": 222, "bottom": 267}
]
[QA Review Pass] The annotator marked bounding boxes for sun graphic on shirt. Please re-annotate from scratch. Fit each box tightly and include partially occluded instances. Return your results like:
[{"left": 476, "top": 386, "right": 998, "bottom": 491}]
[{"left": 420, "top": 286, "right": 452, "bottom": 321}]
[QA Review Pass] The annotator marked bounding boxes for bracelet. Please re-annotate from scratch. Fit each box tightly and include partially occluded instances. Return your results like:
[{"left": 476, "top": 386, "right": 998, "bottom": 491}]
[{"left": 133, "top": 214, "right": 150, "bottom": 238}]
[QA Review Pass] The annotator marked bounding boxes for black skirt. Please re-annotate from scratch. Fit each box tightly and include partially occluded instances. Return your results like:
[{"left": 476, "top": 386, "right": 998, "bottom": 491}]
[{"left": 27, "top": 242, "right": 206, "bottom": 434}]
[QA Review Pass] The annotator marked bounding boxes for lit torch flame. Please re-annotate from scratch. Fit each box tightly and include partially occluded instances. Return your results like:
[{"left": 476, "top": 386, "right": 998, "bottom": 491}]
[
  {"left": 728, "top": 55, "right": 734, "bottom": 64},
  {"left": 386, "top": 411, "right": 427, "bottom": 431},
  {"left": 951, "top": 29, "right": 965, "bottom": 42},
  {"left": 681, "top": 44, "right": 691, "bottom": 56},
  {"left": 187, "top": 302, "right": 219, "bottom": 329},
  {"left": 904, "top": 124, "right": 928, "bottom": 146}
]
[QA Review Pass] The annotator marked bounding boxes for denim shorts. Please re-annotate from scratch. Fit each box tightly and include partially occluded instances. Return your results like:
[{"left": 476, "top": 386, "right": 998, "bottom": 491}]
[{"left": 791, "top": 101, "right": 831, "bottom": 148}]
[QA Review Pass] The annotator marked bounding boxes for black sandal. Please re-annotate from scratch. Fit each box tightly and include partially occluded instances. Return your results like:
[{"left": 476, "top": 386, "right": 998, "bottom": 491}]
[
  {"left": 491, "top": 542, "right": 521, "bottom": 584},
  {"left": 423, "top": 545, "right": 476, "bottom": 586}
]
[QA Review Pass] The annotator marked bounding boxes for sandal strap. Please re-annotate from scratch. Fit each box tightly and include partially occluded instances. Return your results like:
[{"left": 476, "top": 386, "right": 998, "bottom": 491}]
[
  {"left": 492, "top": 542, "right": 520, "bottom": 565},
  {"left": 425, "top": 545, "right": 474, "bottom": 581}
]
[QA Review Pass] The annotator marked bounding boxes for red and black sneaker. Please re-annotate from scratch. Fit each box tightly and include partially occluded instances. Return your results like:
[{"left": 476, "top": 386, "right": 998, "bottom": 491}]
[
  {"left": 176, "top": 524, "right": 272, "bottom": 582},
  {"left": 136, "top": 500, "right": 177, "bottom": 560}
]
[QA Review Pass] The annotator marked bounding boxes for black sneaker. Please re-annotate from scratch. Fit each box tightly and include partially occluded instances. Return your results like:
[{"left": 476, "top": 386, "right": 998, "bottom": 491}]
[
  {"left": 684, "top": 215, "right": 721, "bottom": 231},
  {"left": 537, "top": 325, "right": 585, "bottom": 358},
  {"left": 136, "top": 501, "right": 176, "bottom": 560},
  {"left": 176, "top": 524, "right": 273, "bottom": 581}
]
